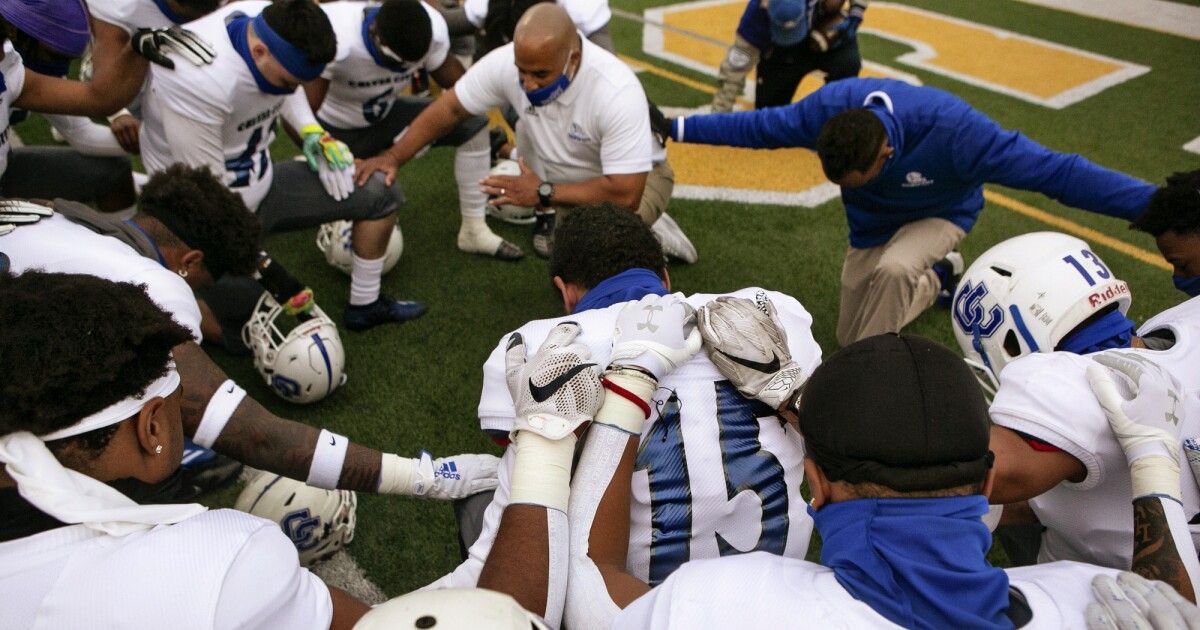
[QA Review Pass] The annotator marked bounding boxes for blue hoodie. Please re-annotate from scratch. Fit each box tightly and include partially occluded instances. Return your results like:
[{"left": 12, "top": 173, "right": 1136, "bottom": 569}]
[{"left": 675, "top": 78, "right": 1154, "bottom": 248}]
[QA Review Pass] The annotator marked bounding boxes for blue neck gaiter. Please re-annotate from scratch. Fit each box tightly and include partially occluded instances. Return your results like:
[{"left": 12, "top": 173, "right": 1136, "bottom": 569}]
[
  {"left": 573, "top": 268, "right": 668, "bottom": 313},
  {"left": 227, "top": 16, "right": 293, "bottom": 96},
  {"left": 813, "top": 496, "right": 1012, "bottom": 630},
  {"left": 361, "top": 8, "right": 408, "bottom": 72},
  {"left": 1174, "top": 275, "right": 1200, "bottom": 298},
  {"left": 1057, "top": 309, "right": 1136, "bottom": 355}
]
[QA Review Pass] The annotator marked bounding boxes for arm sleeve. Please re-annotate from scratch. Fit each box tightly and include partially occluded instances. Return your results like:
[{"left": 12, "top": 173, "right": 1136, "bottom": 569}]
[
  {"left": 675, "top": 99, "right": 826, "bottom": 150},
  {"left": 1159, "top": 497, "right": 1200, "bottom": 597},
  {"left": 280, "top": 89, "right": 319, "bottom": 135},
  {"left": 214, "top": 525, "right": 334, "bottom": 630},
  {"left": 734, "top": 0, "right": 773, "bottom": 50},
  {"left": 159, "top": 106, "right": 227, "bottom": 178},
  {"left": 951, "top": 109, "right": 1154, "bottom": 221},
  {"left": 42, "top": 114, "right": 126, "bottom": 157},
  {"left": 563, "top": 424, "right": 638, "bottom": 630}
]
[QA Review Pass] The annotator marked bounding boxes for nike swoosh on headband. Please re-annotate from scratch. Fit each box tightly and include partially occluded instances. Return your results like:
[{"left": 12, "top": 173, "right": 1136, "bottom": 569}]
[{"left": 529, "top": 363, "right": 595, "bottom": 403}]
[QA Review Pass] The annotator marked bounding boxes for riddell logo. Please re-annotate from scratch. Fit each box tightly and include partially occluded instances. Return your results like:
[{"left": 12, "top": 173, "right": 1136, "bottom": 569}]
[
  {"left": 436, "top": 461, "right": 461, "bottom": 481},
  {"left": 1088, "top": 282, "right": 1129, "bottom": 307}
]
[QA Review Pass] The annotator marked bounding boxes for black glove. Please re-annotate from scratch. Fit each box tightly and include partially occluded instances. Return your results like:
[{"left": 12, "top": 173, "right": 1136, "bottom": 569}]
[
  {"left": 132, "top": 26, "right": 216, "bottom": 70},
  {"left": 648, "top": 99, "right": 671, "bottom": 148}
]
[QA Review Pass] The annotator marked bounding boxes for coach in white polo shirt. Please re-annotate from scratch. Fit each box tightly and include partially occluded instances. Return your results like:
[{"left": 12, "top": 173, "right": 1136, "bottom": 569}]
[{"left": 355, "top": 3, "right": 680, "bottom": 260}]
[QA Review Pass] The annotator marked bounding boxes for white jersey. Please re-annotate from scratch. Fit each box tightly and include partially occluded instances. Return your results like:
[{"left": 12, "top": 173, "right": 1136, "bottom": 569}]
[
  {"left": 614, "top": 550, "right": 1117, "bottom": 629},
  {"left": 141, "top": 1, "right": 292, "bottom": 211},
  {"left": 317, "top": 1, "right": 450, "bottom": 130},
  {"left": 0, "top": 509, "right": 332, "bottom": 629},
  {"left": 990, "top": 296, "right": 1200, "bottom": 569},
  {"left": 0, "top": 212, "right": 203, "bottom": 342},
  {"left": 0, "top": 42, "right": 26, "bottom": 181},
  {"left": 88, "top": 0, "right": 177, "bottom": 35},
  {"left": 463, "top": 0, "right": 611, "bottom": 36},
  {"left": 433, "top": 288, "right": 820, "bottom": 589},
  {"left": 454, "top": 36, "right": 664, "bottom": 186}
]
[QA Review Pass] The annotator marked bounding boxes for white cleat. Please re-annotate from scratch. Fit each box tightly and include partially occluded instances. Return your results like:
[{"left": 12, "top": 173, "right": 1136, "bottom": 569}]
[{"left": 652, "top": 212, "right": 698, "bottom": 264}]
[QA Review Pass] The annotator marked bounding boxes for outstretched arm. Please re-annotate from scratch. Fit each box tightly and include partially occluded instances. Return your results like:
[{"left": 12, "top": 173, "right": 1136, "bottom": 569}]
[{"left": 354, "top": 88, "right": 472, "bottom": 186}]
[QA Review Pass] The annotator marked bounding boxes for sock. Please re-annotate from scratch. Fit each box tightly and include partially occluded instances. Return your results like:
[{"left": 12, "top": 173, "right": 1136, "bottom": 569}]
[
  {"left": 455, "top": 128, "right": 490, "bottom": 221},
  {"left": 349, "top": 253, "right": 385, "bottom": 306},
  {"left": 458, "top": 216, "right": 504, "bottom": 254}
]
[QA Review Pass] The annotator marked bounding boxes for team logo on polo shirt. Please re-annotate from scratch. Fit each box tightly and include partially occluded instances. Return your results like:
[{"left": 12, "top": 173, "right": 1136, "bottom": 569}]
[
  {"left": 568, "top": 122, "right": 592, "bottom": 144},
  {"left": 902, "top": 171, "right": 934, "bottom": 188}
]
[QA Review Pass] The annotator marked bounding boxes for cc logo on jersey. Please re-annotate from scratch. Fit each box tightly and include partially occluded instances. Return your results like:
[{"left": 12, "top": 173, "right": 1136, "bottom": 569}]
[
  {"left": 281, "top": 509, "right": 322, "bottom": 551},
  {"left": 953, "top": 281, "right": 1004, "bottom": 337}
]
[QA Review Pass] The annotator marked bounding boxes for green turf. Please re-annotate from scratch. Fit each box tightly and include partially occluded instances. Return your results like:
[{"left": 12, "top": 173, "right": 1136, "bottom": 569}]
[{"left": 14, "top": 0, "right": 1199, "bottom": 597}]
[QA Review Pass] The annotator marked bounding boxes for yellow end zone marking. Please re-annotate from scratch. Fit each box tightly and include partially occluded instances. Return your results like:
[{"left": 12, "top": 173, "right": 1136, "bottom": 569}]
[{"left": 982, "top": 191, "right": 1169, "bottom": 270}]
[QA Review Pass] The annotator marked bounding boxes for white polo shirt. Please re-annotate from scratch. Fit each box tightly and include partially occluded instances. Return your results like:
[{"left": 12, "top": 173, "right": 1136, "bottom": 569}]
[
  {"left": 463, "top": 0, "right": 611, "bottom": 36},
  {"left": 318, "top": 1, "right": 451, "bottom": 130},
  {"left": 0, "top": 509, "right": 332, "bottom": 629},
  {"left": 453, "top": 35, "right": 660, "bottom": 186},
  {"left": 0, "top": 212, "right": 203, "bottom": 342}
]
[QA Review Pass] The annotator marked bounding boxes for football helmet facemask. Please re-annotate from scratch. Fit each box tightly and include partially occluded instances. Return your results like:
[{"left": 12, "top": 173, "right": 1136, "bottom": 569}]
[
  {"left": 485, "top": 159, "right": 536, "bottom": 225},
  {"left": 242, "top": 291, "right": 347, "bottom": 404},
  {"left": 315, "top": 220, "right": 404, "bottom": 275},
  {"left": 235, "top": 472, "right": 357, "bottom": 568},
  {"left": 951, "top": 231, "right": 1130, "bottom": 397}
]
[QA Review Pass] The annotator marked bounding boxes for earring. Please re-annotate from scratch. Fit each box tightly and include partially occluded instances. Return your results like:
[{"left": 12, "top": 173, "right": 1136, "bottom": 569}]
[
  {"left": 155, "top": 445, "right": 163, "bottom": 454},
  {"left": 177, "top": 268, "right": 188, "bottom": 278}
]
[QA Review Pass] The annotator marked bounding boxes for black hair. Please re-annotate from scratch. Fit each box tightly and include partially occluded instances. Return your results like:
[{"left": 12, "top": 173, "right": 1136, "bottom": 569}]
[
  {"left": 548, "top": 203, "right": 666, "bottom": 290},
  {"left": 485, "top": 0, "right": 553, "bottom": 45},
  {"left": 375, "top": 0, "right": 433, "bottom": 62},
  {"left": 0, "top": 272, "right": 192, "bottom": 456},
  {"left": 816, "top": 109, "right": 887, "bottom": 182},
  {"left": 138, "top": 164, "right": 262, "bottom": 280},
  {"left": 174, "top": 0, "right": 221, "bottom": 20},
  {"left": 261, "top": 0, "right": 337, "bottom": 66},
  {"left": 1132, "top": 169, "right": 1200, "bottom": 237}
]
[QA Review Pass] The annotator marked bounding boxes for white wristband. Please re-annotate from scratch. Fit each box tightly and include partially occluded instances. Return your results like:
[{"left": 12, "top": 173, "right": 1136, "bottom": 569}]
[
  {"left": 306, "top": 429, "right": 350, "bottom": 489},
  {"left": 377, "top": 453, "right": 418, "bottom": 495},
  {"left": 192, "top": 379, "right": 246, "bottom": 448},
  {"left": 106, "top": 108, "right": 133, "bottom": 124},
  {"left": 596, "top": 371, "right": 656, "bottom": 435},
  {"left": 510, "top": 431, "right": 576, "bottom": 512},
  {"left": 1129, "top": 456, "right": 1182, "bottom": 504}
]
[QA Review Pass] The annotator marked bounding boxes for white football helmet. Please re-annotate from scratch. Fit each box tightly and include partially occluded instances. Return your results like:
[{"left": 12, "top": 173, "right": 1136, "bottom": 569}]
[
  {"left": 354, "top": 589, "right": 549, "bottom": 630},
  {"left": 242, "top": 291, "right": 347, "bottom": 404},
  {"left": 485, "top": 159, "right": 536, "bottom": 225},
  {"left": 951, "top": 231, "right": 1130, "bottom": 396},
  {"left": 235, "top": 472, "right": 357, "bottom": 568},
  {"left": 315, "top": 220, "right": 404, "bottom": 275}
]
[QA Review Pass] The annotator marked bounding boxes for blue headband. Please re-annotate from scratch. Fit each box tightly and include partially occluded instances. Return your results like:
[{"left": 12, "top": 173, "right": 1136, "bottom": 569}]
[{"left": 252, "top": 13, "right": 324, "bottom": 82}]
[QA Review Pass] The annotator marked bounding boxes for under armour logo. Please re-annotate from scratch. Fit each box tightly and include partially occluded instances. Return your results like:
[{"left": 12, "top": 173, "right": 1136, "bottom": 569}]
[
  {"left": 638, "top": 305, "right": 663, "bottom": 332},
  {"left": 1167, "top": 390, "right": 1182, "bottom": 426}
]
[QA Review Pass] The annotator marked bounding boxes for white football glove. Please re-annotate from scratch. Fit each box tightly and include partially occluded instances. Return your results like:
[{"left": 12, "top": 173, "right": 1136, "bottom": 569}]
[
  {"left": 131, "top": 26, "right": 216, "bottom": 69},
  {"left": 0, "top": 199, "right": 52, "bottom": 236},
  {"left": 1086, "top": 351, "right": 1186, "bottom": 502},
  {"left": 409, "top": 451, "right": 500, "bottom": 500},
  {"left": 317, "top": 147, "right": 356, "bottom": 201},
  {"left": 608, "top": 293, "right": 701, "bottom": 380},
  {"left": 505, "top": 322, "right": 603, "bottom": 440},
  {"left": 1086, "top": 572, "right": 1200, "bottom": 630},
  {"left": 697, "top": 294, "right": 807, "bottom": 410}
]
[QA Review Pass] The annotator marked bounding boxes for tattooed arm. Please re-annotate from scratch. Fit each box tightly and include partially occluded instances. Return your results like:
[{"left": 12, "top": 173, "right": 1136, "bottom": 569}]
[
  {"left": 1131, "top": 498, "right": 1196, "bottom": 602},
  {"left": 172, "top": 341, "right": 498, "bottom": 497}
]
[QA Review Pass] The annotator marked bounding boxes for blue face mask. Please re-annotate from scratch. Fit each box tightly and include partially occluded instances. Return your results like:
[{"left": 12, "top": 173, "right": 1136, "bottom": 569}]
[
  {"left": 1174, "top": 274, "right": 1200, "bottom": 297},
  {"left": 522, "top": 58, "right": 573, "bottom": 107}
]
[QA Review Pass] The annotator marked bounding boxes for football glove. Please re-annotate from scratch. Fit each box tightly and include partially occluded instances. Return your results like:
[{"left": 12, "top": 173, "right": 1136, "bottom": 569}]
[
  {"left": 409, "top": 451, "right": 500, "bottom": 500},
  {"left": 1086, "top": 352, "right": 1186, "bottom": 502},
  {"left": 301, "top": 125, "right": 354, "bottom": 172},
  {"left": 317, "top": 153, "right": 356, "bottom": 201},
  {"left": 0, "top": 199, "right": 52, "bottom": 236},
  {"left": 505, "top": 322, "right": 603, "bottom": 440},
  {"left": 609, "top": 293, "right": 700, "bottom": 381},
  {"left": 648, "top": 99, "right": 672, "bottom": 148},
  {"left": 1086, "top": 572, "right": 1200, "bottom": 630},
  {"left": 698, "top": 294, "right": 807, "bottom": 411},
  {"left": 131, "top": 26, "right": 216, "bottom": 70}
]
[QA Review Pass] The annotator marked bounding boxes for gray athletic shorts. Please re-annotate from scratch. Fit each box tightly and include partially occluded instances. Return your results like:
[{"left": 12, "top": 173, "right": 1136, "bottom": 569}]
[
  {"left": 321, "top": 95, "right": 489, "bottom": 159},
  {"left": 1, "top": 146, "right": 131, "bottom": 204}
]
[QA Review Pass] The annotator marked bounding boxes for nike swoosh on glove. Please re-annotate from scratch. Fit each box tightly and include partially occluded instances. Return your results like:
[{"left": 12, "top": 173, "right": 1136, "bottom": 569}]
[
  {"left": 698, "top": 294, "right": 807, "bottom": 410},
  {"left": 505, "top": 322, "right": 603, "bottom": 440}
]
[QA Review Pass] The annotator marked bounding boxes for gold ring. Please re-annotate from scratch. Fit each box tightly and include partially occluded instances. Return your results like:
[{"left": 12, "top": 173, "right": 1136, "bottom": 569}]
[{"left": 501, "top": 188, "right": 506, "bottom": 195}]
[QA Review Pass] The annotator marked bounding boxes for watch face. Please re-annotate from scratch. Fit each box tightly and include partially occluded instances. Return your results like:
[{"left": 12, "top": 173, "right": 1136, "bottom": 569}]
[{"left": 538, "top": 183, "right": 554, "bottom": 196}]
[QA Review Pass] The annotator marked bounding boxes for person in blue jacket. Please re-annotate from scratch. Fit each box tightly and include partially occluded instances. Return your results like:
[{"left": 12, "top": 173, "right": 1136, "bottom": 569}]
[
  {"left": 1132, "top": 169, "right": 1200, "bottom": 297},
  {"left": 669, "top": 77, "right": 1155, "bottom": 346},
  {"left": 711, "top": 0, "right": 867, "bottom": 113}
]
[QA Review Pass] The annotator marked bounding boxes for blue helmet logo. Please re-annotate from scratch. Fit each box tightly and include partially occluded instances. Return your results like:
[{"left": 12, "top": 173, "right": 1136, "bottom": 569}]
[
  {"left": 281, "top": 509, "right": 321, "bottom": 551},
  {"left": 953, "top": 281, "right": 1004, "bottom": 337}
]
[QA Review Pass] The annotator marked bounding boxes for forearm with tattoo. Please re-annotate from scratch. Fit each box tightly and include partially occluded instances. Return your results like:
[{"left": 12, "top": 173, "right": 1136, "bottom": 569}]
[{"left": 1132, "top": 498, "right": 1196, "bottom": 603}]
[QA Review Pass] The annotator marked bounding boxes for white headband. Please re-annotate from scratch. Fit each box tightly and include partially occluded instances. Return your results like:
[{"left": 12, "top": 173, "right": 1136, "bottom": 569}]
[{"left": 0, "top": 363, "right": 205, "bottom": 536}]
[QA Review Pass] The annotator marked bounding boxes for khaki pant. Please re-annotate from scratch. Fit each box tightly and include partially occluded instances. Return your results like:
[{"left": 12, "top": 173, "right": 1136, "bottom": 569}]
[
  {"left": 552, "top": 159, "right": 674, "bottom": 225},
  {"left": 836, "top": 217, "right": 966, "bottom": 347}
]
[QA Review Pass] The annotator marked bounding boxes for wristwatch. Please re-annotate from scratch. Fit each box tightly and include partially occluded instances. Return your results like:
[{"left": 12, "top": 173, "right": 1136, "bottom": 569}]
[{"left": 537, "top": 181, "right": 556, "bottom": 208}]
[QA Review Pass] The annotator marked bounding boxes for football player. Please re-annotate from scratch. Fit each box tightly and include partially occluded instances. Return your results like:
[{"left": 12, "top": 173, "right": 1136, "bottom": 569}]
[
  {"left": 139, "top": 0, "right": 426, "bottom": 336},
  {"left": 308, "top": 0, "right": 523, "bottom": 261},
  {"left": 950, "top": 232, "right": 1200, "bottom": 599},
  {"left": 712, "top": 0, "right": 867, "bottom": 112},
  {"left": 1134, "top": 169, "right": 1200, "bottom": 297},
  {"left": 0, "top": 165, "right": 498, "bottom": 505},
  {"left": 423, "top": 203, "right": 819, "bottom": 628}
]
